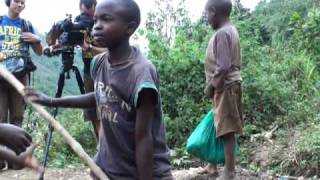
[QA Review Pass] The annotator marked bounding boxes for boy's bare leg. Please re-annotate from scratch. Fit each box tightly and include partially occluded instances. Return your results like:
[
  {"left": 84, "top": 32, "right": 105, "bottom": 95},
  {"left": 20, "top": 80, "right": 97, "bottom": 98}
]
[{"left": 218, "top": 132, "right": 235, "bottom": 180}]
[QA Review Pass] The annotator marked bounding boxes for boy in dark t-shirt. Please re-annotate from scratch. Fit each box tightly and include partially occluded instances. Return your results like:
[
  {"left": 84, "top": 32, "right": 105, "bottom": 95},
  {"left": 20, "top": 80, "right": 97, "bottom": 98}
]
[{"left": 25, "top": 0, "right": 173, "bottom": 179}]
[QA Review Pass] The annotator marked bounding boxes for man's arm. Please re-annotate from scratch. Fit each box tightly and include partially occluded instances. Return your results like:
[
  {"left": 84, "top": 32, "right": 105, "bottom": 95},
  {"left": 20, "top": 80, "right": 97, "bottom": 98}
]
[
  {"left": 21, "top": 32, "right": 43, "bottom": 55},
  {"left": 25, "top": 88, "right": 96, "bottom": 108},
  {"left": 82, "top": 40, "right": 108, "bottom": 55},
  {"left": 31, "top": 42, "right": 43, "bottom": 55},
  {"left": 135, "top": 89, "right": 157, "bottom": 180}
]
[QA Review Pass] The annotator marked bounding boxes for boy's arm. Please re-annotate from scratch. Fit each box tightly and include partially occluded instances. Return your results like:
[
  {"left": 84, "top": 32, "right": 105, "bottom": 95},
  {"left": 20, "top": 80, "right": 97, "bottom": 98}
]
[
  {"left": 135, "top": 89, "right": 157, "bottom": 180},
  {"left": 24, "top": 88, "right": 96, "bottom": 108},
  {"left": 211, "top": 32, "right": 232, "bottom": 91}
]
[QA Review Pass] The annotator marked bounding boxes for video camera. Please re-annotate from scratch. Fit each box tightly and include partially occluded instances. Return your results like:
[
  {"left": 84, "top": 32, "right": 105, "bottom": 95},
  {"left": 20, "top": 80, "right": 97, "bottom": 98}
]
[
  {"left": 43, "top": 14, "right": 87, "bottom": 70},
  {"left": 59, "top": 15, "right": 84, "bottom": 47},
  {"left": 43, "top": 14, "right": 86, "bottom": 57},
  {"left": 55, "top": 14, "right": 84, "bottom": 47}
]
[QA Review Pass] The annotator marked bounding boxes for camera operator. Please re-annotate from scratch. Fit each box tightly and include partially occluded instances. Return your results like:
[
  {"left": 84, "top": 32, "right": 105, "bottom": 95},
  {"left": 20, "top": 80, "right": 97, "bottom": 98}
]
[{"left": 59, "top": 0, "right": 107, "bottom": 141}]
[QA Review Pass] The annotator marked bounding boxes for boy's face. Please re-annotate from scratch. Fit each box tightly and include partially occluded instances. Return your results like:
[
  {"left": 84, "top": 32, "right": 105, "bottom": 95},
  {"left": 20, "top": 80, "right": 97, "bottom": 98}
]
[
  {"left": 9, "top": 0, "right": 25, "bottom": 15},
  {"left": 206, "top": 2, "right": 218, "bottom": 29},
  {"left": 92, "top": 0, "right": 130, "bottom": 48}
]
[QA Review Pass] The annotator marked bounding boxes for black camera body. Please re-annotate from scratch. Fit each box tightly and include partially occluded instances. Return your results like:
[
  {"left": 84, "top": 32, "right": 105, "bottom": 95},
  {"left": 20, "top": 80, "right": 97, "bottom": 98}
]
[
  {"left": 57, "top": 14, "right": 85, "bottom": 47},
  {"left": 44, "top": 14, "right": 86, "bottom": 71},
  {"left": 59, "top": 31, "right": 84, "bottom": 47}
]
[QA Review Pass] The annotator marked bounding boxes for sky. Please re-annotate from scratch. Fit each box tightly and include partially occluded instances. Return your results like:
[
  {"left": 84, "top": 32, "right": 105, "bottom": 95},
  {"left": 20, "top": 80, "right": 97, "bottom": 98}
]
[{"left": 0, "top": 0, "right": 260, "bottom": 33}]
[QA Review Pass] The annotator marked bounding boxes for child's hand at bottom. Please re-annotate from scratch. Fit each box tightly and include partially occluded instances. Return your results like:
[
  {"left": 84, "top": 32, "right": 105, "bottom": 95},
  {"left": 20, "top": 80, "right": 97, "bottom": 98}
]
[
  {"left": 0, "top": 144, "right": 43, "bottom": 172},
  {"left": 19, "top": 144, "right": 43, "bottom": 172}
]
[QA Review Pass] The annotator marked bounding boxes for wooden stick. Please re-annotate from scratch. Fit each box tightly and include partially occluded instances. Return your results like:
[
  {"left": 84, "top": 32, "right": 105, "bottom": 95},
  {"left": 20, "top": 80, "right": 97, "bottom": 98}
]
[{"left": 0, "top": 68, "right": 109, "bottom": 180}]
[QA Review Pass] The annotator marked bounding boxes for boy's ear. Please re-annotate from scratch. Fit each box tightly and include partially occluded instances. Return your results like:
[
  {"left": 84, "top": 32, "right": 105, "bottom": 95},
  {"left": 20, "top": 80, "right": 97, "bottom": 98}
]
[
  {"left": 209, "top": 6, "right": 216, "bottom": 16},
  {"left": 127, "top": 21, "right": 138, "bottom": 36}
]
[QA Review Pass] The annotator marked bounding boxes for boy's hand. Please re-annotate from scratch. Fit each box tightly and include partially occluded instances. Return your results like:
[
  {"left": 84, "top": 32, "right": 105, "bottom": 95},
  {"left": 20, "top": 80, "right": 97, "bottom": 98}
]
[
  {"left": 0, "top": 124, "right": 32, "bottom": 154},
  {"left": 19, "top": 144, "right": 43, "bottom": 172},
  {"left": 24, "top": 87, "right": 52, "bottom": 106},
  {"left": 204, "top": 83, "right": 215, "bottom": 98}
]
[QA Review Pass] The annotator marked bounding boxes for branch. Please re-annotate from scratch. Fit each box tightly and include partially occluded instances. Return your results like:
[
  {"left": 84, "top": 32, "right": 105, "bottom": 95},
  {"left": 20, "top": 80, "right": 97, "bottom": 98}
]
[{"left": 0, "top": 68, "right": 109, "bottom": 180}]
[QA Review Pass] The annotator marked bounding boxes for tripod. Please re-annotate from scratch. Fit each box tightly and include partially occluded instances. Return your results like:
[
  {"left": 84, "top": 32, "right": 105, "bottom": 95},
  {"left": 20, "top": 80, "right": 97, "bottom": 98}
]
[{"left": 39, "top": 47, "right": 85, "bottom": 180}]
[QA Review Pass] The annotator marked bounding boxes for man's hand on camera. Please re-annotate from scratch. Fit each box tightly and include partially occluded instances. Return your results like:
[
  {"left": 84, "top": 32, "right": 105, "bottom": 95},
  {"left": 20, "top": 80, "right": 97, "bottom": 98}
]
[
  {"left": 24, "top": 87, "right": 52, "bottom": 106},
  {"left": 0, "top": 124, "right": 32, "bottom": 154},
  {"left": 21, "top": 32, "right": 41, "bottom": 44},
  {"left": 81, "top": 40, "right": 91, "bottom": 51}
]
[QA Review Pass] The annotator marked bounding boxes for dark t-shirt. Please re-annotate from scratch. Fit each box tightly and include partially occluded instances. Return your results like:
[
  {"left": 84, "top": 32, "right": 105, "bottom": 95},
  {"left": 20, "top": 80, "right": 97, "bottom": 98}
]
[{"left": 91, "top": 47, "right": 172, "bottom": 179}]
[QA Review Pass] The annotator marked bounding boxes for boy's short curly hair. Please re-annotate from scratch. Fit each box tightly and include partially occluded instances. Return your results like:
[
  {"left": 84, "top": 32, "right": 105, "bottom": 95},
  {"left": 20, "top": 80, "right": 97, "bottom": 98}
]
[
  {"left": 5, "top": 0, "right": 11, "bottom": 7},
  {"left": 208, "top": 0, "right": 232, "bottom": 17}
]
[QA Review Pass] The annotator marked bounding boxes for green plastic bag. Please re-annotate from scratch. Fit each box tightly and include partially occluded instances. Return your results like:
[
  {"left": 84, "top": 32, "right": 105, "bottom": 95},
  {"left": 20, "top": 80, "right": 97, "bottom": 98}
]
[{"left": 186, "top": 110, "right": 239, "bottom": 164}]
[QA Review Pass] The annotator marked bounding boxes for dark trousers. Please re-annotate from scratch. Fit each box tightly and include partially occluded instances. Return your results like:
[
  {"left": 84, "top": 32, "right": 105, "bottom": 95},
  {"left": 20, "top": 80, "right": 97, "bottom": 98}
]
[{"left": 0, "top": 75, "right": 28, "bottom": 127}]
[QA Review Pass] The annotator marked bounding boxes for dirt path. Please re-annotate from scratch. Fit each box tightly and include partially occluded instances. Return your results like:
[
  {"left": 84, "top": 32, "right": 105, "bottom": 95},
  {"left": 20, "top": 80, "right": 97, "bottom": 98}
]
[
  {"left": 0, "top": 167, "right": 276, "bottom": 180},
  {"left": 0, "top": 168, "right": 92, "bottom": 180}
]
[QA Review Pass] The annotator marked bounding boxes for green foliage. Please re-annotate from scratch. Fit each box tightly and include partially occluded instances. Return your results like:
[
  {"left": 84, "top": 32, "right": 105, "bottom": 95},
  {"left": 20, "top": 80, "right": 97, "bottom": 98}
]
[
  {"left": 18, "top": 0, "right": 319, "bottom": 176},
  {"left": 289, "top": 8, "right": 320, "bottom": 63},
  {"left": 145, "top": 0, "right": 320, "bottom": 176},
  {"left": 23, "top": 108, "right": 96, "bottom": 168},
  {"left": 254, "top": 0, "right": 319, "bottom": 35},
  {"left": 30, "top": 49, "right": 84, "bottom": 96}
]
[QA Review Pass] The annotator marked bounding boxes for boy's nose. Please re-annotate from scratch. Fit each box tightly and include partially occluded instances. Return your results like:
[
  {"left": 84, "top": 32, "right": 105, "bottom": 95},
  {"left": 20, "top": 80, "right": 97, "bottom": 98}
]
[{"left": 93, "top": 23, "right": 102, "bottom": 32}]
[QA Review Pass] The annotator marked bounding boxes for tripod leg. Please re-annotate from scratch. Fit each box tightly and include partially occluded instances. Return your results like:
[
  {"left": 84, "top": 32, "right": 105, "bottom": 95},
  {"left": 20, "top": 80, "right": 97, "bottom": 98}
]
[
  {"left": 38, "top": 126, "right": 54, "bottom": 180},
  {"left": 55, "top": 70, "right": 66, "bottom": 100},
  {"left": 39, "top": 70, "right": 65, "bottom": 180},
  {"left": 73, "top": 66, "right": 85, "bottom": 94}
]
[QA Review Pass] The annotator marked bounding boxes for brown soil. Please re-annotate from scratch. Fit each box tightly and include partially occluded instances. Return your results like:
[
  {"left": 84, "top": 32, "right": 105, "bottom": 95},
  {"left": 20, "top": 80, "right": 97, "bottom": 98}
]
[
  {"left": 0, "top": 167, "right": 273, "bottom": 180},
  {"left": 0, "top": 168, "right": 91, "bottom": 180}
]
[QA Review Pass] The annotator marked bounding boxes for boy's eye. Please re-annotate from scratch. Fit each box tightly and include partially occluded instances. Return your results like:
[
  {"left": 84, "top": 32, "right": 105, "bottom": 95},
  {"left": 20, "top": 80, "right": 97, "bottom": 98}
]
[
  {"left": 14, "top": 0, "right": 24, "bottom": 5},
  {"left": 102, "top": 15, "right": 113, "bottom": 22}
]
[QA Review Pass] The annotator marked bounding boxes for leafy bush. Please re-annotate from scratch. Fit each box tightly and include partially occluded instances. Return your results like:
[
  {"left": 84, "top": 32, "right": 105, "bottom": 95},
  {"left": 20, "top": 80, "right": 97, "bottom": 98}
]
[
  {"left": 19, "top": 0, "right": 320, "bottom": 176},
  {"left": 146, "top": 0, "right": 320, "bottom": 175},
  {"left": 23, "top": 108, "right": 96, "bottom": 168}
]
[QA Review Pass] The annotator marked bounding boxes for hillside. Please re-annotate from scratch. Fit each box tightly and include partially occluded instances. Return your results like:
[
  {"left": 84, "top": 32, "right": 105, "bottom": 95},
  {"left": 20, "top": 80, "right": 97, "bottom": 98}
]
[{"left": 30, "top": 49, "right": 84, "bottom": 96}]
